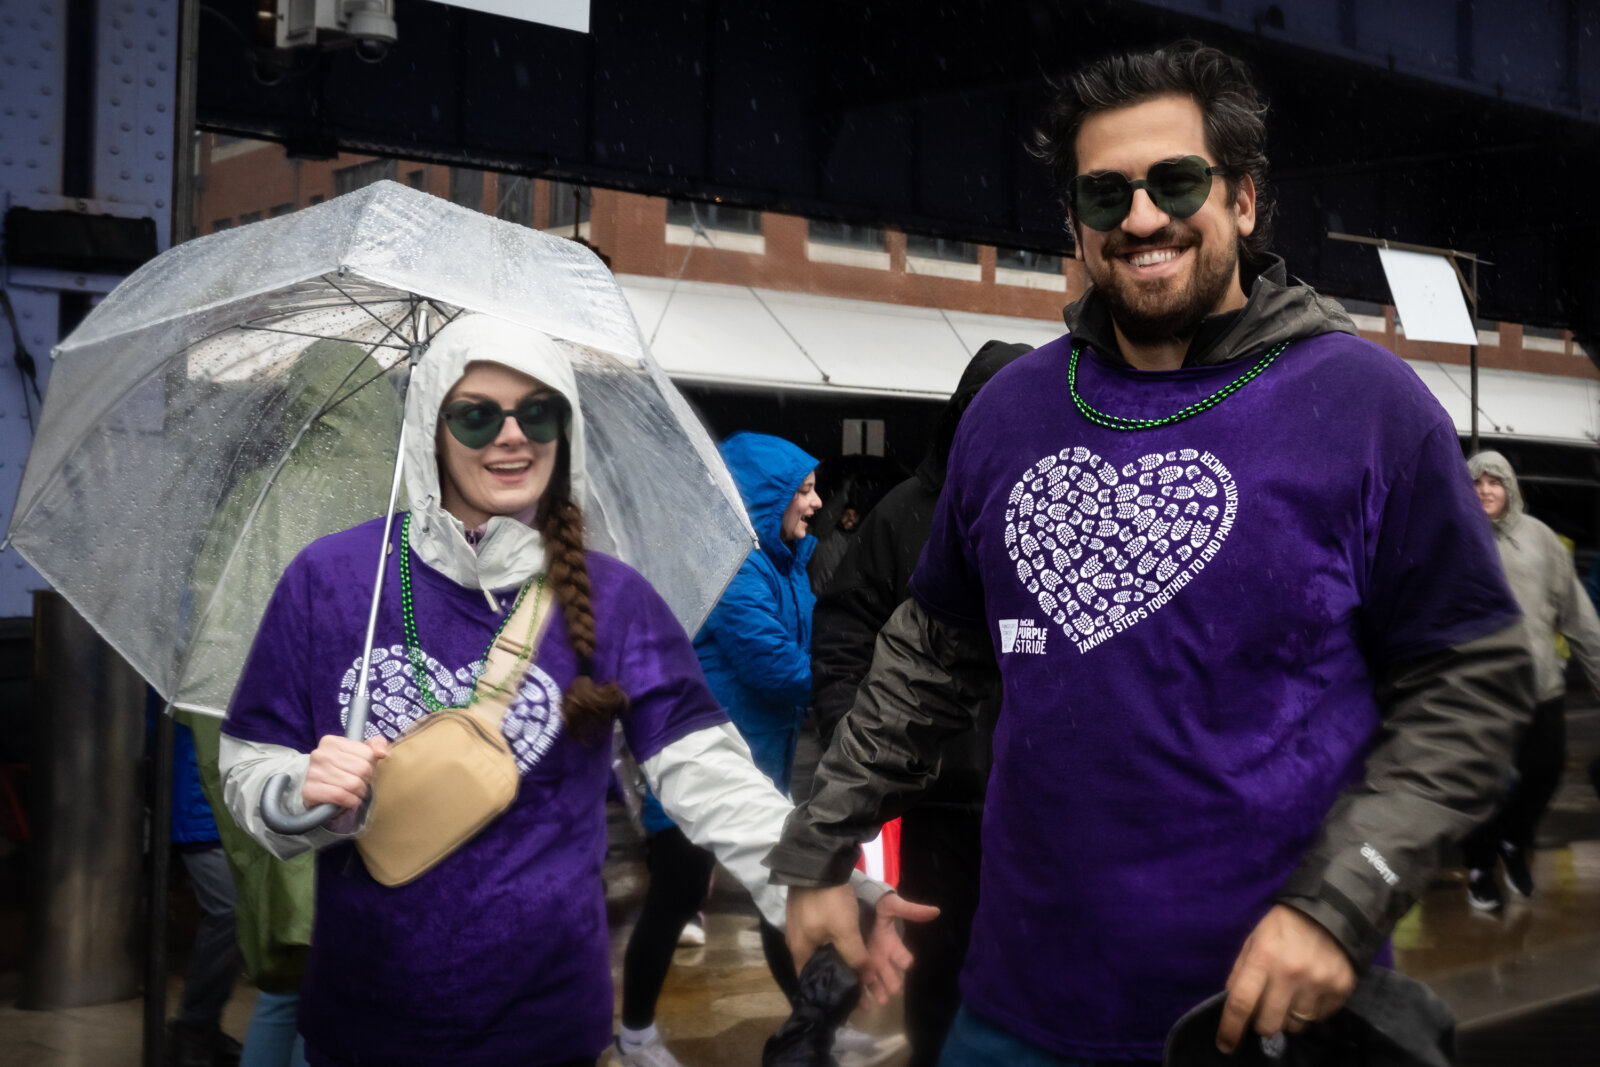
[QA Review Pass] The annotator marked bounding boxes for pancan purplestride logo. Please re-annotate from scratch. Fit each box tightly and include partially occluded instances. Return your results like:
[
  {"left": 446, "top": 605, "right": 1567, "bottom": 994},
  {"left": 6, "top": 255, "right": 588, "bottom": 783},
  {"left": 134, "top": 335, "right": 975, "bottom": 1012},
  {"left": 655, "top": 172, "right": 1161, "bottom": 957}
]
[
  {"left": 1003, "top": 446, "right": 1237, "bottom": 654},
  {"left": 337, "top": 644, "right": 565, "bottom": 773}
]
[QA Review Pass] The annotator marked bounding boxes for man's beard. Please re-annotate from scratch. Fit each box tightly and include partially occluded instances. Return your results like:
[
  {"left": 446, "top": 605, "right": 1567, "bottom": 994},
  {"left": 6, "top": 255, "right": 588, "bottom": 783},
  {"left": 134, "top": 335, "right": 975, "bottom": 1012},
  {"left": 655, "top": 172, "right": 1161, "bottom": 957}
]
[{"left": 1088, "top": 225, "right": 1240, "bottom": 347}]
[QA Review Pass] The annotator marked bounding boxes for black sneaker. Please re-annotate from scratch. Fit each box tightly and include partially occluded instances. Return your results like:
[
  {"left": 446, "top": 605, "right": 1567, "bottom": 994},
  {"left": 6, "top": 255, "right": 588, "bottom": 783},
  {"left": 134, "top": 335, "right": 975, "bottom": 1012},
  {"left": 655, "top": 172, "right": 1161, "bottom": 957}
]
[
  {"left": 1500, "top": 842, "right": 1534, "bottom": 897},
  {"left": 166, "top": 1022, "right": 213, "bottom": 1067},
  {"left": 1467, "top": 868, "right": 1504, "bottom": 912},
  {"left": 166, "top": 1022, "right": 241, "bottom": 1067},
  {"left": 213, "top": 1030, "right": 242, "bottom": 1067}
]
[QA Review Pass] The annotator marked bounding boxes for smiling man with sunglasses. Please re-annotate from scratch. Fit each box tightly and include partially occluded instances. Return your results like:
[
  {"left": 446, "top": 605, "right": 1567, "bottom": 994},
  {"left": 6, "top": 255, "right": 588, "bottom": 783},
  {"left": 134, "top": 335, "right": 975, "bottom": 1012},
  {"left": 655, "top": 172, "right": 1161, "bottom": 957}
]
[{"left": 771, "top": 40, "right": 1534, "bottom": 1067}]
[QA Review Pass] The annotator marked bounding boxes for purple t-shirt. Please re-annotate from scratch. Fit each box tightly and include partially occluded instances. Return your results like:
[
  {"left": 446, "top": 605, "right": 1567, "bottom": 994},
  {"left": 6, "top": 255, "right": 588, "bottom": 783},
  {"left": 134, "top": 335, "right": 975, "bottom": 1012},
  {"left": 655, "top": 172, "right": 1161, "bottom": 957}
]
[
  {"left": 908, "top": 332, "right": 1517, "bottom": 1060},
  {"left": 223, "top": 517, "right": 728, "bottom": 1066}
]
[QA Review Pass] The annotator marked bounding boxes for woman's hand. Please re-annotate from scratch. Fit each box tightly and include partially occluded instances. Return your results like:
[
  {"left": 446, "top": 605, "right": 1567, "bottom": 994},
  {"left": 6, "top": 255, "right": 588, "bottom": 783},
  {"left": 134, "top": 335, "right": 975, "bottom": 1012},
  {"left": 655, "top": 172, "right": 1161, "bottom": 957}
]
[{"left": 302, "top": 734, "right": 389, "bottom": 810}]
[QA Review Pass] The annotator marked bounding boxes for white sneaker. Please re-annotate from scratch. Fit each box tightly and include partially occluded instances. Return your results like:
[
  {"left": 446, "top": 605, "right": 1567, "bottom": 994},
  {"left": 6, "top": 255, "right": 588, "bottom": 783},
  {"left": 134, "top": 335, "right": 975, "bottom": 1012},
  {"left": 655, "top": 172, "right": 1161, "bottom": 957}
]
[
  {"left": 832, "top": 1025, "right": 906, "bottom": 1067},
  {"left": 677, "top": 914, "right": 706, "bottom": 947},
  {"left": 612, "top": 1035, "right": 687, "bottom": 1067}
]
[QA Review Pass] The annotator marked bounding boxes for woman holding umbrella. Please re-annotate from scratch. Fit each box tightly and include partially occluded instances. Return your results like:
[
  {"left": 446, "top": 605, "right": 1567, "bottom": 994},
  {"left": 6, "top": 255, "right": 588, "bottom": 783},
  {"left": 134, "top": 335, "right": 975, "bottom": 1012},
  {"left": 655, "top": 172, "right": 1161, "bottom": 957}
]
[{"left": 218, "top": 314, "right": 924, "bottom": 1066}]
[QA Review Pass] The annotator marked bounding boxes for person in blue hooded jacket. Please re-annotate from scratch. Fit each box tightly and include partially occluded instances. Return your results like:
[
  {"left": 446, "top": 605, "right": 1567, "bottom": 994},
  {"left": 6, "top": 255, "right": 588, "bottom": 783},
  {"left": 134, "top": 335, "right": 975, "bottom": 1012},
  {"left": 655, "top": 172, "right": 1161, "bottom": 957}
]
[
  {"left": 616, "top": 433, "right": 828, "bottom": 1066},
  {"left": 695, "top": 432, "right": 822, "bottom": 792}
]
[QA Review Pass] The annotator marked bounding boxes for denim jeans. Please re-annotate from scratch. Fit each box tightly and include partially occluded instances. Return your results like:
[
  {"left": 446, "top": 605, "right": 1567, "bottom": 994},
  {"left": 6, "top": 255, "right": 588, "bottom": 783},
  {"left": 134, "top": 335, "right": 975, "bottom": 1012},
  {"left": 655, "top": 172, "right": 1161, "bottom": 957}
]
[
  {"left": 243, "top": 990, "right": 309, "bottom": 1067},
  {"left": 937, "top": 1006, "right": 1160, "bottom": 1067}
]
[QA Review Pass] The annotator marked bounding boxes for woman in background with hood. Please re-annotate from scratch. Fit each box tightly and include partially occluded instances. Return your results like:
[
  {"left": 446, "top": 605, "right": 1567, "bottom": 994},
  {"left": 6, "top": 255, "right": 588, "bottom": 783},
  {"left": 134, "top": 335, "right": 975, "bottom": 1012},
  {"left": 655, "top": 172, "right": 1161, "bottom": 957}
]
[
  {"left": 217, "top": 319, "right": 908, "bottom": 1066},
  {"left": 1463, "top": 450, "right": 1600, "bottom": 912}
]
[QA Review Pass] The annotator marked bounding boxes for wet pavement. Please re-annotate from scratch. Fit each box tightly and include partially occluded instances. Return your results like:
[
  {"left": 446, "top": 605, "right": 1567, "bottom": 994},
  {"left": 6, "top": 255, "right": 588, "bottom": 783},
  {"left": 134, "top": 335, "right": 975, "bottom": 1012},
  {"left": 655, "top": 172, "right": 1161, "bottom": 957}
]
[{"left": 0, "top": 708, "right": 1597, "bottom": 1066}]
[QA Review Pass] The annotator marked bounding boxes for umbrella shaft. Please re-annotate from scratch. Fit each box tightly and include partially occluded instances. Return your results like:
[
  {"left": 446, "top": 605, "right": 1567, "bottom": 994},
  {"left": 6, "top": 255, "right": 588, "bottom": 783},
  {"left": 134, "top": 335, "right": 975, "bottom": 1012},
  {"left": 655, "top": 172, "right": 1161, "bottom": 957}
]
[{"left": 347, "top": 422, "right": 410, "bottom": 742}]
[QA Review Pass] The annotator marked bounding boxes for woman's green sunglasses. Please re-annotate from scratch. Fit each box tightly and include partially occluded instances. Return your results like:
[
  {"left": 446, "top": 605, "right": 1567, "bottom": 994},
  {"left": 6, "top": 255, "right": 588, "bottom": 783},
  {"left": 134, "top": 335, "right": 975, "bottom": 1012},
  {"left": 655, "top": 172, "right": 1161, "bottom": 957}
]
[
  {"left": 1069, "top": 155, "right": 1224, "bottom": 232},
  {"left": 440, "top": 394, "right": 571, "bottom": 449}
]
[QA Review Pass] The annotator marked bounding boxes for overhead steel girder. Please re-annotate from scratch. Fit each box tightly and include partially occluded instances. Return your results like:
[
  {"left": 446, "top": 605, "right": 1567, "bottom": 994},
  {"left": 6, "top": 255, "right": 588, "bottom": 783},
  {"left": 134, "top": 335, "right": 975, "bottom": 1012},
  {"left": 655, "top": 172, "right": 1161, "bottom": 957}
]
[{"left": 195, "top": 0, "right": 1600, "bottom": 343}]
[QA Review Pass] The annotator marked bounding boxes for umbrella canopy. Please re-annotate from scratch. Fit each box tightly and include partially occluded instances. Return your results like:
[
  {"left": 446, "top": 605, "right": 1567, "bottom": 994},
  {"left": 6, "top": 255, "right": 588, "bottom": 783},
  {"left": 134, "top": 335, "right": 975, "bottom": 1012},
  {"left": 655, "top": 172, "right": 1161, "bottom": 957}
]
[{"left": 5, "top": 180, "right": 754, "bottom": 716}]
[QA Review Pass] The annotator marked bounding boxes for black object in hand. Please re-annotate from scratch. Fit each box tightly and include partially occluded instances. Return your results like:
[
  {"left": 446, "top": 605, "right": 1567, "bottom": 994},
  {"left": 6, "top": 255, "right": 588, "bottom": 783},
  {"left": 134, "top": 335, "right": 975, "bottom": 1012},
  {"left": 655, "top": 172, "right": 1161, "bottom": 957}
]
[{"left": 761, "top": 945, "right": 861, "bottom": 1067}]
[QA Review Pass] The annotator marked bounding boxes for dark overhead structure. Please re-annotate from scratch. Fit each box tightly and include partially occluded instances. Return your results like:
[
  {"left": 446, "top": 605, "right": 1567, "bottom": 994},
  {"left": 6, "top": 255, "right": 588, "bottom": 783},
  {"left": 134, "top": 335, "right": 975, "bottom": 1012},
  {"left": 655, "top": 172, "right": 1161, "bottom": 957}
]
[{"left": 197, "top": 0, "right": 1600, "bottom": 348}]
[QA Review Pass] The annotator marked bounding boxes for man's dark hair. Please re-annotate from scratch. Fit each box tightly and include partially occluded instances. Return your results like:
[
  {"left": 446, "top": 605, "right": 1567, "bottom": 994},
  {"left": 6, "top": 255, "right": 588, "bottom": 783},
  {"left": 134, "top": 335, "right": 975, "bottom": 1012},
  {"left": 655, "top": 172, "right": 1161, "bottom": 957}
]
[{"left": 1034, "top": 40, "right": 1276, "bottom": 261}]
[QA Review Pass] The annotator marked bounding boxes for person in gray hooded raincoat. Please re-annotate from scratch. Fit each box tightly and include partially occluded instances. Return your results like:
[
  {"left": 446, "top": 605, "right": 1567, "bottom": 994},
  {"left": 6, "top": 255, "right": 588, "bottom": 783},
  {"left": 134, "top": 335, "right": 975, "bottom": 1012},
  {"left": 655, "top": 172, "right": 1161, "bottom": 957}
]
[{"left": 1463, "top": 450, "right": 1600, "bottom": 911}]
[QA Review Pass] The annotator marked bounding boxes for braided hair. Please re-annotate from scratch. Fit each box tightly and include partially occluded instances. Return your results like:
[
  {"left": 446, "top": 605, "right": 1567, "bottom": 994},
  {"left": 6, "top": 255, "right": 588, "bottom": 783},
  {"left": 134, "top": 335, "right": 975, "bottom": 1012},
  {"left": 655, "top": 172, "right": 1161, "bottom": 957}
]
[{"left": 540, "top": 450, "right": 628, "bottom": 742}]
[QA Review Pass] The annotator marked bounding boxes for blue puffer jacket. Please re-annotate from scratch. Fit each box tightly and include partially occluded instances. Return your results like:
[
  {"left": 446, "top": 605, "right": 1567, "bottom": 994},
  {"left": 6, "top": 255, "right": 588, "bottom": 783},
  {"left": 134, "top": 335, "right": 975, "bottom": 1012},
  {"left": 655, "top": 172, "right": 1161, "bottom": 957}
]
[
  {"left": 148, "top": 687, "right": 219, "bottom": 845},
  {"left": 641, "top": 433, "right": 817, "bottom": 834}
]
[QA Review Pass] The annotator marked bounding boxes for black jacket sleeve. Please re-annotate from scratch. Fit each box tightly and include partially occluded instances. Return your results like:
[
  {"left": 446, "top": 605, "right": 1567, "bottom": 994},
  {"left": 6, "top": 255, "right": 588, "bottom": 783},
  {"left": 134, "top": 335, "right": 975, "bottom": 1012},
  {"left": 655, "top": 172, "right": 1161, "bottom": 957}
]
[
  {"left": 1276, "top": 622, "right": 1534, "bottom": 963},
  {"left": 768, "top": 599, "right": 999, "bottom": 886}
]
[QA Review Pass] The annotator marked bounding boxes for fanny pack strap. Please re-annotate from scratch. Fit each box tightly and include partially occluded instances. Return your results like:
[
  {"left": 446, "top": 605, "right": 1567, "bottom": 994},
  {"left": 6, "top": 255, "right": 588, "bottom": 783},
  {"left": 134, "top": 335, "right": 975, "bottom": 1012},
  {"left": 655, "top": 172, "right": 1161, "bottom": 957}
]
[{"left": 467, "top": 577, "right": 554, "bottom": 726}]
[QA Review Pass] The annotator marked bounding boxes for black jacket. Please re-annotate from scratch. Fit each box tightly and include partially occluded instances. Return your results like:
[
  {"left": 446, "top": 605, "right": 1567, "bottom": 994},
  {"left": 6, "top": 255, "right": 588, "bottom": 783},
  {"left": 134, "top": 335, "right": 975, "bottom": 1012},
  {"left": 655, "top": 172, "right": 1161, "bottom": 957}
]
[{"left": 809, "top": 342, "right": 1030, "bottom": 810}]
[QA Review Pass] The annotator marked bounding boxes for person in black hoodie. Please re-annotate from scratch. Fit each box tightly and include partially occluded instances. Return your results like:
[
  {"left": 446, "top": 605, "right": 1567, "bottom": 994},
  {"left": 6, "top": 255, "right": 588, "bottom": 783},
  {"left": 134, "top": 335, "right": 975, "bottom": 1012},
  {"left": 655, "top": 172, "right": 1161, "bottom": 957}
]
[{"left": 809, "top": 339, "right": 1031, "bottom": 1067}]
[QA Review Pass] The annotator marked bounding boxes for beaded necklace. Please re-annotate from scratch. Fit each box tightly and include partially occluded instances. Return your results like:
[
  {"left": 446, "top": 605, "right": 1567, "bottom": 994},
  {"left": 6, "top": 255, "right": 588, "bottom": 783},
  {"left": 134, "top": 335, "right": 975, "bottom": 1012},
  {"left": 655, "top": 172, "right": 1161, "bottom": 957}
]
[
  {"left": 398, "top": 512, "right": 546, "bottom": 714},
  {"left": 1067, "top": 339, "right": 1289, "bottom": 432}
]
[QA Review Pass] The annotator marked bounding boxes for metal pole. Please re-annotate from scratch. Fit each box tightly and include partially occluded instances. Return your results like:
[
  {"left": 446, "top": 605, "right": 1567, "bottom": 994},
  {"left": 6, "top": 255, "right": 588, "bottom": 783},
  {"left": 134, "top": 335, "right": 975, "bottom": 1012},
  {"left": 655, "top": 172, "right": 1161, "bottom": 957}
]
[
  {"left": 21, "top": 592, "right": 145, "bottom": 1009},
  {"left": 144, "top": 2, "right": 200, "bottom": 1063},
  {"left": 171, "top": 0, "right": 198, "bottom": 247},
  {"left": 1469, "top": 258, "right": 1480, "bottom": 455},
  {"left": 142, "top": 705, "right": 174, "bottom": 1067}
]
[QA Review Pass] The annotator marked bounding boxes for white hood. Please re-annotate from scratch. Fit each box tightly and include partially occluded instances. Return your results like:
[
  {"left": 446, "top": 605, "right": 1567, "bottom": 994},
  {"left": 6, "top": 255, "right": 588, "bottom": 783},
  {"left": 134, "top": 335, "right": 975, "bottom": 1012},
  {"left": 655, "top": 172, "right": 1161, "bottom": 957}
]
[{"left": 403, "top": 314, "right": 588, "bottom": 591}]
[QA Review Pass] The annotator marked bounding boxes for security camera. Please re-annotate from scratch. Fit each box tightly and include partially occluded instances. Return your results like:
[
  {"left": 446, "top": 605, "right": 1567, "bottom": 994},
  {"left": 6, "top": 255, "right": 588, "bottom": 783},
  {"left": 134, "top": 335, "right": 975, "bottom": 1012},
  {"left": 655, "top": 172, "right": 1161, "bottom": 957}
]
[
  {"left": 275, "top": 0, "right": 397, "bottom": 58},
  {"left": 344, "top": 0, "right": 397, "bottom": 58},
  {"left": 352, "top": 36, "right": 391, "bottom": 63}
]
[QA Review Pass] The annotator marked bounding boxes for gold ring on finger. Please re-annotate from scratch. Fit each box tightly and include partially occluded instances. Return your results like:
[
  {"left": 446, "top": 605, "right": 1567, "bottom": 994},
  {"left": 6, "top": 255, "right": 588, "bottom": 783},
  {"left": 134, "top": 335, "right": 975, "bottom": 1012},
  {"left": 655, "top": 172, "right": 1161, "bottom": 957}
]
[{"left": 1288, "top": 1010, "right": 1316, "bottom": 1024}]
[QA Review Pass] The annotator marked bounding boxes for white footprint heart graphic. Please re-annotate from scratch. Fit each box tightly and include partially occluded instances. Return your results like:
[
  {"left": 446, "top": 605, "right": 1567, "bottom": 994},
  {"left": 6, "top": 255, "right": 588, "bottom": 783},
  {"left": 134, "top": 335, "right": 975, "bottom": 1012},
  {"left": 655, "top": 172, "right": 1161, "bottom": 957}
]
[
  {"left": 338, "top": 647, "right": 563, "bottom": 774},
  {"left": 1004, "top": 446, "right": 1238, "bottom": 653}
]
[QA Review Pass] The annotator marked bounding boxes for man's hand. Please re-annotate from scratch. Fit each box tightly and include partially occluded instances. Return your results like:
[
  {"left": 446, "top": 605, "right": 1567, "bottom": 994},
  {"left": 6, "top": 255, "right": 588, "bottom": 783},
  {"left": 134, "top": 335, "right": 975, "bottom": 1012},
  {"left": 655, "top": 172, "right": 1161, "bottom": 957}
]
[
  {"left": 1217, "top": 904, "right": 1356, "bottom": 1053},
  {"left": 786, "top": 885, "right": 940, "bottom": 1008},
  {"left": 303, "top": 734, "right": 388, "bottom": 810},
  {"left": 859, "top": 892, "right": 941, "bottom": 1008}
]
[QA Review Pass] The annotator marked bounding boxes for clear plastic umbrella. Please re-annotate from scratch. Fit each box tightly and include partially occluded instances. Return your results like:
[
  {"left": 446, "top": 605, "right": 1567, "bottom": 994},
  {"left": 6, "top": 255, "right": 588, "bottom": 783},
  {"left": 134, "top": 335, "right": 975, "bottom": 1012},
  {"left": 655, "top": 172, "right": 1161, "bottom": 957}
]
[{"left": 4, "top": 179, "right": 754, "bottom": 740}]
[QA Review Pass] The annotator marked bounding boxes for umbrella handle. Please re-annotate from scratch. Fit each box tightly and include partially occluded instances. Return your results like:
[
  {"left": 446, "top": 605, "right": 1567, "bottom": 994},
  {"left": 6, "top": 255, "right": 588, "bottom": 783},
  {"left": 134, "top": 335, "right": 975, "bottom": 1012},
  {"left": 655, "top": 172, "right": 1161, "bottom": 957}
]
[
  {"left": 260, "top": 775, "right": 339, "bottom": 835},
  {"left": 260, "top": 686, "right": 374, "bottom": 835}
]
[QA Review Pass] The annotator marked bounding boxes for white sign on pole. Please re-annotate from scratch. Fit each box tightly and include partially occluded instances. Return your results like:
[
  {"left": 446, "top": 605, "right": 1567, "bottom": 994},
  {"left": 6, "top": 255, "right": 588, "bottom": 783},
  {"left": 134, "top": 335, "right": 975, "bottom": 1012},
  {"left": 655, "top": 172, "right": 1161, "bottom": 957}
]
[
  {"left": 430, "top": 1, "right": 589, "bottom": 34},
  {"left": 1376, "top": 248, "right": 1477, "bottom": 346}
]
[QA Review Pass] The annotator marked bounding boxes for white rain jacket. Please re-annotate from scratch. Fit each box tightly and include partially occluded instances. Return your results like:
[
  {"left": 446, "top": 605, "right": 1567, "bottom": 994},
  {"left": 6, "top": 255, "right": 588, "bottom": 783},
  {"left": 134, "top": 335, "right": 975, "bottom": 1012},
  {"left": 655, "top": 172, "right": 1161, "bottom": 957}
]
[{"left": 220, "top": 314, "right": 884, "bottom": 926}]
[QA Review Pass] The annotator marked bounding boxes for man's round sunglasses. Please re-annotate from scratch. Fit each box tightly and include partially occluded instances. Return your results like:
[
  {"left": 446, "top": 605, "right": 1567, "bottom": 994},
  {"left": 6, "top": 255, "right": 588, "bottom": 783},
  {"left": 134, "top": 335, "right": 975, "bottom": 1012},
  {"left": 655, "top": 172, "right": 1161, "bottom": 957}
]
[
  {"left": 1069, "top": 155, "right": 1224, "bottom": 232},
  {"left": 441, "top": 394, "right": 571, "bottom": 449}
]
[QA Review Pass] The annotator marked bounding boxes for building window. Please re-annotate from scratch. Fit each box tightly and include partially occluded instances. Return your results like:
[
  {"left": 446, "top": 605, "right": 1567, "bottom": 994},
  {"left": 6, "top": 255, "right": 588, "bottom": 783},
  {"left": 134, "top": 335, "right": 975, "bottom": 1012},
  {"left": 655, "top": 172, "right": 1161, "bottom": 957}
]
[
  {"left": 496, "top": 176, "right": 536, "bottom": 227},
  {"left": 1522, "top": 323, "right": 1569, "bottom": 353},
  {"left": 334, "top": 158, "right": 397, "bottom": 196},
  {"left": 407, "top": 168, "right": 426, "bottom": 189},
  {"left": 449, "top": 168, "right": 484, "bottom": 211},
  {"left": 809, "top": 219, "right": 884, "bottom": 249},
  {"left": 995, "top": 247, "right": 1062, "bottom": 274},
  {"left": 905, "top": 234, "right": 978, "bottom": 263},
  {"left": 239, "top": 211, "right": 262, "bottom": 225},
  {"left": 308, "top": 194, "right": 324, "bottom": 205},
  {"left": 548, "top": 181, "right": 591, "bottom": 230},
  {"left": 666, "top": 198, "right": 761, "bottom": 235},
  {"left": 211, "top": 218, "right": 232, "bottom": 231},
  {"left": 269, "top": 203, "right": 294, "bottom": 218}
]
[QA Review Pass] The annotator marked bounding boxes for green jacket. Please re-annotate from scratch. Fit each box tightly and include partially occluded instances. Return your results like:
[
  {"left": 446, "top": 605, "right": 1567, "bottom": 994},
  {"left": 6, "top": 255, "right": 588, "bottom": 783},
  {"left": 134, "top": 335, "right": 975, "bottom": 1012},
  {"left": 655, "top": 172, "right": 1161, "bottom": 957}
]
[{"left": 180, "top": 340, "right": 401, "bottom": 989}]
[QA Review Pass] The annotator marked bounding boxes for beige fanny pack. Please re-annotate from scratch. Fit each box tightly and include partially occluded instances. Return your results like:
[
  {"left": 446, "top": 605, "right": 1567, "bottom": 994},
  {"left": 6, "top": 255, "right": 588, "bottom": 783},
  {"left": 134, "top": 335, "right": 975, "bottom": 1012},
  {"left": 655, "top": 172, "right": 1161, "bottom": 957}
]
[{"left": 356, "top": 580, "right": 553, "bottom": 887}]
